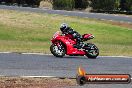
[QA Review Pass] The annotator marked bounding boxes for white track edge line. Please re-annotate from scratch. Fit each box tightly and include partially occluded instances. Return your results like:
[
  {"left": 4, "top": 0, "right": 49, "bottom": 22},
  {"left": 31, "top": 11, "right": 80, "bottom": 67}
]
[
  {"left": 0, "top": 52, "right": 131, "bottom": 58},
  {"left": 0, "top": 75, "right": 131, "bottom": 80},
  {"left": 20, "top": 76, "right": 57, "bottom": 78},
  {"left": 0, "top": 75, "right": 56, "bottom": 78},
  {"left": 0, "top": 52, "right": 11, "bottom": 53},
  {"left": 99, "top": 56, "right": 132, "bottom": 58},
  {"left": 0, "top": 75, "right": 75, "bottom": 79}
]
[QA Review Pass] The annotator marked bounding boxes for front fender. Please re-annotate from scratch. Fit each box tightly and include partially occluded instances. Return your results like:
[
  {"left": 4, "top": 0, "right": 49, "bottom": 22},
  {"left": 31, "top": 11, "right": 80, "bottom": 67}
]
[{"left": 51, "top": 37, "right": 76, "bottom": 54}]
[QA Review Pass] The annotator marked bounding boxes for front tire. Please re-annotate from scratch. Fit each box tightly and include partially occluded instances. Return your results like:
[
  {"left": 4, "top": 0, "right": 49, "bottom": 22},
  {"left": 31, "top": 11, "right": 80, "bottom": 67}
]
[
  {"left": 85, "top": 43, "right": 99, "bottom": 59},
  {"left": 50, "top": 43, "right": 66, "bottom": 57}
]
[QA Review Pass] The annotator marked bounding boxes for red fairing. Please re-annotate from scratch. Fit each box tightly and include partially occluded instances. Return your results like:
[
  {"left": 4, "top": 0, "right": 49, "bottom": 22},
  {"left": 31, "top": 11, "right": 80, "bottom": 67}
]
[{"left": 51, "top": 31, "right": 86, "bottom": 55}]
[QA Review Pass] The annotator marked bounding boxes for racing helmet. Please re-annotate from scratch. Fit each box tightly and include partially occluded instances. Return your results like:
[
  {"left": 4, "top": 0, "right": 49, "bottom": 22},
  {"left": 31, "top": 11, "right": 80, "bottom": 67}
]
[{"left": 60, "top": 23, "right": 68, "bottom": 32}]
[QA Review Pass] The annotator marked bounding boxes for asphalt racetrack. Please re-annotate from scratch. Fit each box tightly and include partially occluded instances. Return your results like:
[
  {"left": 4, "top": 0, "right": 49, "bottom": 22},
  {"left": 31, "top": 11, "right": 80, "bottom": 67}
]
[
  {"left": 0, "top": 53, "right": 132, "bottom": 88},
  {"left": 0, "top": 53, "right": 131, "bottom": 78}
]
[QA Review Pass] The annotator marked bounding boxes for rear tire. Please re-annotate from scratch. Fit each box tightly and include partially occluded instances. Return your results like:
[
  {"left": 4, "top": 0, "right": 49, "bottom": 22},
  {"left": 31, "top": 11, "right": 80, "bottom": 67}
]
[
  {"left": 50, "top": 43, "right": 66, "bottom": 58},
  {"left": 85, "top": 43, "right": 99, "bottom": 59}
]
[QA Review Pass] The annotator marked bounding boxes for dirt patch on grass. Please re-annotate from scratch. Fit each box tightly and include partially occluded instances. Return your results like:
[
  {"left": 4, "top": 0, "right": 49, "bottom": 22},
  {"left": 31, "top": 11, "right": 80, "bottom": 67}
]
[
  {"left": 0, "top": 77, "right": 76, "bottom": 88},
  {"left": 110, "top": 21, "right": 132, "bottom": 29},
  {"left": 100, "top": 20, "right": 132, "bottom": 29}
]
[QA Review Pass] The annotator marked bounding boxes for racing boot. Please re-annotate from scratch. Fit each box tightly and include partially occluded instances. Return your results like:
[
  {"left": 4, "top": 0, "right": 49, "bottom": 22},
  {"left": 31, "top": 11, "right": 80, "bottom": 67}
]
[{"left": 73, "top": 42, "right": 85, "bottom": 49}]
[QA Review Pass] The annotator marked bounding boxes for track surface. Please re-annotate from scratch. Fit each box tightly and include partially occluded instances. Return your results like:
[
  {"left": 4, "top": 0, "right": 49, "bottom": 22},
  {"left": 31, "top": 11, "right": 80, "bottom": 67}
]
[
  {"left": 0, "top": 53, "right": 132, "bottom": 88},
  {"left": 0, "top": 5, "right": 132, "bottom": 23},
  {"left": 0, "top": 53, "right": 131, "bottom": 78}
]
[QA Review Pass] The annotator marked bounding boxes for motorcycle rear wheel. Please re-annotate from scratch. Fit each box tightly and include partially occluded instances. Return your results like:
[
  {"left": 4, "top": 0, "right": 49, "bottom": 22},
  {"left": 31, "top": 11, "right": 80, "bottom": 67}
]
[
  {"left": 50, "top": 43, "right": 66, "bottom": 58},
  {"left": 85, "top": 43, "right": 99, "bottom": 59}
]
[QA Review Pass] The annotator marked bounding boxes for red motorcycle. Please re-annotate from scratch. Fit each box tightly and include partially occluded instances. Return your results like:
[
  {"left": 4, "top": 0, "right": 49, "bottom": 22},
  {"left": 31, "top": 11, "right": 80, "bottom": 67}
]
[{"left": 50, "top": 31, "right": 99, "bottom": 59}]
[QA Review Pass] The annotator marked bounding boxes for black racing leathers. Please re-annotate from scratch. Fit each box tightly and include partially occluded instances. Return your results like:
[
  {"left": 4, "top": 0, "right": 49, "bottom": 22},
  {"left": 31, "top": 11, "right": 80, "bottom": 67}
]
[{"left": 62, "top": 27, "right": 82, "bottom": 48}]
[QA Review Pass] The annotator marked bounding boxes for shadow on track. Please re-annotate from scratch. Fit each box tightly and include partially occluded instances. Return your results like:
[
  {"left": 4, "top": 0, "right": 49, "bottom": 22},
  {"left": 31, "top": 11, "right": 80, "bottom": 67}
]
[{"left": 51, "top": 55, "right": 99, "bottom": 60}]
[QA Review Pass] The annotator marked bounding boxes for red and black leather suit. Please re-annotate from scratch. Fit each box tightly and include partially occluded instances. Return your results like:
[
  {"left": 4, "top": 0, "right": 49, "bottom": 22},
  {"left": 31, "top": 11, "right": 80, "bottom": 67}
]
[{"left": 61, "top": 27, "right": 83, "bottom": 48}]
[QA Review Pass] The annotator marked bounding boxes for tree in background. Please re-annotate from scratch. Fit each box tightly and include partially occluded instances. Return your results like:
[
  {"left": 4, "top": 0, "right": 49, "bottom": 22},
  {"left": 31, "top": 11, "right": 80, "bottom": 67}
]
[
  {"left": 120, "top": 0, "right": 132, "bottom": 11},
  {"left": 25, "top": 0, "right": 41, "bottom": 6},
  {"left": 53, "top": 0, "right": 75, "bottom": 10},
  {"left": 0, "top": 0, "right": 131, "bottom": 13},
  {"left": 119, "top": 0, "right": 126, "bottom": 10},
  {"left": 74, "top": 0, "right": 89, "bottom": 9},
  {"left": 115, "top": 0, "right": 120, "bottom": 10},
  {"left": 125, "top": 0, "right": 132, "bottom": 11},
  {"left": 90, "top": 0, "right": 119, "bottom": 11}
]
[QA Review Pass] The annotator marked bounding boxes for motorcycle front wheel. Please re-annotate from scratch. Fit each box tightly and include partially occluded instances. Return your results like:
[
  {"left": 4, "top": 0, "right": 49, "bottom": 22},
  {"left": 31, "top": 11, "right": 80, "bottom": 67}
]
[
  {"left": 84, "top": 43, "right": 99, "bottom": 59},
  {"left": 50, "top": 43, "right": 66, "bottom": 58}
]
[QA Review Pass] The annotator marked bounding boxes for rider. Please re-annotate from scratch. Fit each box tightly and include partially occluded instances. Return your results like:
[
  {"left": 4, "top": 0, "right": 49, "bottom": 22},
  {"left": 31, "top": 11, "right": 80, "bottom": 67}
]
[{"left": 60, "top": 23, "right": 84, "bottom": 49}]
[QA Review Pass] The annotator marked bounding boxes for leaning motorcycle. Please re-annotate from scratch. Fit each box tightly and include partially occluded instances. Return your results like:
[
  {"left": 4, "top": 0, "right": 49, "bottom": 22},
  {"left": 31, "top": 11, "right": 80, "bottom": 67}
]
[{"left": 50, "top": 31, "right": 99, "bottom": 59}]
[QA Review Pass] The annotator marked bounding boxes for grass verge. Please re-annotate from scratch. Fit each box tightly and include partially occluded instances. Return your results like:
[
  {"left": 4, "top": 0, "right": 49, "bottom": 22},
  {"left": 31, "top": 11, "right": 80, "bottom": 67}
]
[{"left": 0, "top": 9, "right": 132, "bottom": 56}]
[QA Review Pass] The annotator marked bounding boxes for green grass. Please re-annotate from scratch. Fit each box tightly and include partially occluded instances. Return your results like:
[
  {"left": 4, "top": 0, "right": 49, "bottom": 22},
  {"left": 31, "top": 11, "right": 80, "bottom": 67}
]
[{"left": 0, "top": 9, "right": 132, "bottom": 56}]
